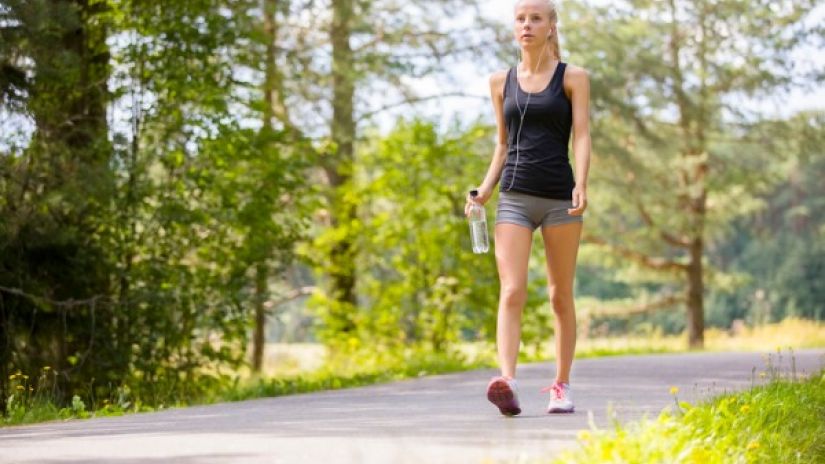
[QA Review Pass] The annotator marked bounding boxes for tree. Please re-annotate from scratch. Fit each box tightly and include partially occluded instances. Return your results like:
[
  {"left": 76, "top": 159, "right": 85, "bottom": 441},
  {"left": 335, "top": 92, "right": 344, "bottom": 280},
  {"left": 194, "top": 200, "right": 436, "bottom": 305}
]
[
  {"left": 708, "top": 112, "right": 825, "bottom": 325},
  {"left": 561, "top": 0, "right": 820, "bottom": 347},
  {"left": 309, "top": 0, "right": 506, "bottom": 345},
  {"left": 0, "top": 0, "right": 311, "bottom": 408},
  {"left": 1, "top": 0, "right": 116, "bottom": 406}
]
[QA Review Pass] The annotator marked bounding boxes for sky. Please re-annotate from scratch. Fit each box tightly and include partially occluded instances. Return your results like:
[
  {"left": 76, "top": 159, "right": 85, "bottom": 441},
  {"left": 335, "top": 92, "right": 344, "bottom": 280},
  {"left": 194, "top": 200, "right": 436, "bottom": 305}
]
[
  {"left": 1, "top": 1, "right": 823, "bottom": 151},
  {"left": 387, "top": 0, "right": 825, "bottom": 136}
]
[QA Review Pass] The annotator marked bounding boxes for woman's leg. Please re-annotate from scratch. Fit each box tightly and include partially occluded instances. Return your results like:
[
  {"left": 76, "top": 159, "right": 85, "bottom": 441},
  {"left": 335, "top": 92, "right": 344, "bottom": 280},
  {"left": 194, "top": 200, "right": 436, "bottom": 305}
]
[
  {"left": 540, "top": 221, "right": 582, "bottom": 384},
  {"left": 494, "top": 223, "right": 533, "bottom": 378}
]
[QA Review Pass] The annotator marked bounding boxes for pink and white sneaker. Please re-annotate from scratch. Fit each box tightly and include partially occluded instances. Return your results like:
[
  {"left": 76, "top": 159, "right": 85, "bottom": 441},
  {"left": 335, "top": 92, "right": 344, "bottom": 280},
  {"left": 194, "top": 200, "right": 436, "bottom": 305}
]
[
  {"left": 486, "top": 376, "right": 521, "bottom": 416},
  {"left": 543, "top": 381, "right": 574, "bottom": 413}
]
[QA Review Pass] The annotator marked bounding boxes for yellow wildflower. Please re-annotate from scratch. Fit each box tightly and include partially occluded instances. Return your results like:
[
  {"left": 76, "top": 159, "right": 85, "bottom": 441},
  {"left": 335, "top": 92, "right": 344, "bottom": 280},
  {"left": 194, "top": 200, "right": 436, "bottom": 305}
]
[
  {"left": 747, "top": 441, "right": 760, "bottom": 450},
  {"left": 740, "top": 404, "right": 750, "bottom": 414},
  {"left": 670, "top": 386, "right": 679, "bottom": 395}
]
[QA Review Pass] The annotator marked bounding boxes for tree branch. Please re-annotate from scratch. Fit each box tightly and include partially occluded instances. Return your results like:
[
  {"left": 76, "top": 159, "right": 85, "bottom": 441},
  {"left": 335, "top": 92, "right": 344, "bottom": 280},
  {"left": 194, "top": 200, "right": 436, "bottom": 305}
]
[
  {"left": 585, "top": 234, "right": 688, "bottom": 273},
  {"left": 635, "top": 201, "right": 692, "bottom": 248},
  {"left": 357, "top": 91, "right": 486, "bottom": 122},
  {"left": 0, "top": 285, "right": 109, "bottom": 309},
  {"left": 263, "top": 286, "right": 316, "bottom": 311},
  {"left": 585, "top": 293, "right": 685, "bottom": 317}
]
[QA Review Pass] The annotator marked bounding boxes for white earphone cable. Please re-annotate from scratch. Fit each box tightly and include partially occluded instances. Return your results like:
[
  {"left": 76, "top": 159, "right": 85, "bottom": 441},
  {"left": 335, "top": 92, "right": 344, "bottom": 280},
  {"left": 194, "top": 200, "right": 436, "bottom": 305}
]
[{"left": 506, "top": 40, "right": 551, "bottom": 192}]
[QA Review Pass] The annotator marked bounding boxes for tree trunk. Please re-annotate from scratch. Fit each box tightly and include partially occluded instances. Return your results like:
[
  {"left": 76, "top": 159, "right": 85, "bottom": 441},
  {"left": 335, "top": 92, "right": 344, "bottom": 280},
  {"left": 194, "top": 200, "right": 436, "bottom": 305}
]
[
  {"left": 326, "top": 0, "right": 358, "bottom": 331},
  {"left": 252, "top": 263, "right": 268, "bottom": 372},
  {"left": 686, "top": 239, "right": 705, "bottom": 348},
  {"left": 251, "top": 0, "right": 286, "bottom": 372},
  {"left": 669, "top": 0, "right": 708, "bottom": 349},
  {"left": 263, "top": 0, "right": 288, "bottom": 128},
  {"left": 30, "top": 0, "right": 113, "bottom": 398}
]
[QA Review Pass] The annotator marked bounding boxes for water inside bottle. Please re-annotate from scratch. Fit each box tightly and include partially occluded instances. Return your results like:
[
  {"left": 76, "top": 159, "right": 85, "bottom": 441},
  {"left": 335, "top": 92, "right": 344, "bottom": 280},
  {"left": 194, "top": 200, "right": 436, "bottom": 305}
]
[{"left": 471, "top": 220, "right": 489, "bottom": 253}]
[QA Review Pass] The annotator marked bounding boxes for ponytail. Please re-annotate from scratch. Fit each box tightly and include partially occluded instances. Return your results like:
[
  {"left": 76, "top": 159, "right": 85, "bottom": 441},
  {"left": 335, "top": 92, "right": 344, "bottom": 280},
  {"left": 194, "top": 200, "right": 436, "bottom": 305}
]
[
  {"left": 549, "top": 24, "right": 561, "bottom": 60},
  {"left": 547, "top": 0, "right": 561, "bottom": 60}
]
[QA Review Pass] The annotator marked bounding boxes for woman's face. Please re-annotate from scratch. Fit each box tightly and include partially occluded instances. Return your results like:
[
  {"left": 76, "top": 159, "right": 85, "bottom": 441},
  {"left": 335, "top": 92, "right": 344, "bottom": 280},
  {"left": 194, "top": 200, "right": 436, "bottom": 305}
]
[{"left": 513, "top": 0, "right": 552, "bottom": 48}]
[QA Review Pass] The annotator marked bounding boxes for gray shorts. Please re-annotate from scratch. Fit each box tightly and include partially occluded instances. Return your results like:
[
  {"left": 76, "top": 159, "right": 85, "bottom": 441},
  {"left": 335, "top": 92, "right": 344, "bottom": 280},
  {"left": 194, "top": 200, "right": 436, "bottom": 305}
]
[{"left": 496, "top": 190, "right": 583, "bottom": 231}]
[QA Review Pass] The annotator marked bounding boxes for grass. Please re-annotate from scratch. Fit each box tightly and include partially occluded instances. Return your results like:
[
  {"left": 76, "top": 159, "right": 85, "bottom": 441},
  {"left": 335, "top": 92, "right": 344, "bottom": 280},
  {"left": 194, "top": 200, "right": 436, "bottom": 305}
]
[
  {"left": 221, "top": 349, "right": 492, "bottom": 402},
  {"left": 3, "top": 318, "right": 823, "bottom": 428},
  {"left": 552, "top": 350, "right": 825, "bottom": 464},
  {"left": 511, "top": 317, "right": 825, "bottom": 363},
  {"left": 2, "top": 349, "right": 494, "bottom": 427}
]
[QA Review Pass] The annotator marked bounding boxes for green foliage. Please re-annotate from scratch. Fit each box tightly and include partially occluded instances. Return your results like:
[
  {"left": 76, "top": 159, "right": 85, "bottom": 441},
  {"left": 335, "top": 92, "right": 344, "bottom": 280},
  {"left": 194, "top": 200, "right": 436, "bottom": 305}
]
[
  {"left": 306, "top": 117, "right": 560, "bottom": 357},
  {"left": 1, "top": 0, "right": 823, "bottom": 424},
  {"left": 707, "top": 112, "right": 825, "bottom": 326},
  {"left": 556, "top": 358, "right": 825, "bottom": 464},
  {"left": 1, "top": 0, "right": 121, "bottom": 409},
  {"left": 0, "top": 0, "right": 309, "bottom": 412},
  {"left": 559, "top": 0, "right": 822, "bottom": 334},
  {"left": 305, "top": 117, "right": 502, "bottom": 353},
  {"left": 223, "top": 348, "right": 492, "bottom": 403},
  {"left": 2, "top": 347, "right": 491, "bottom": 427}
]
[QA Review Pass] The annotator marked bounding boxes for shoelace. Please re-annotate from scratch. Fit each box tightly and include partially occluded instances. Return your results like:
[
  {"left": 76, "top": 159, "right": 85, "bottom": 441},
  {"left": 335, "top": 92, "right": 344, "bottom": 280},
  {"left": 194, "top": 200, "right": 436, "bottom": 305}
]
[{"left": 540, "top": 383, "right": 566, "bottom": 401}]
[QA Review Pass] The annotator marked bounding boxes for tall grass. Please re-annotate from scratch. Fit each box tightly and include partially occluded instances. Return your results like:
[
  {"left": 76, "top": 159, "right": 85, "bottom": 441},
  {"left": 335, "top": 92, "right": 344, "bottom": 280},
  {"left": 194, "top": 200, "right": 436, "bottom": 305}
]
[
  {"left": 554, "top": 351, "right": 825, "bottom": 464},
  {"left": 3, "top": 318, "right": 823, "bottom": 428},
  {"left": 2, "top": 348, "right": 491, "bottom": 426},
  {"left": 509, "top": 317, "right": 825, "bottom": 363}
]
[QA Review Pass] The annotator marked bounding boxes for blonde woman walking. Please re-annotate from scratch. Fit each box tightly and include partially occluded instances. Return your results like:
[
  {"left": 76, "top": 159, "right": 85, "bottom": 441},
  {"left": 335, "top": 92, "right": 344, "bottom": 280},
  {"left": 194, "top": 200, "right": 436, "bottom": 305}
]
[{"left": 465, "top": 0, "right": 591, "bottom": 416}]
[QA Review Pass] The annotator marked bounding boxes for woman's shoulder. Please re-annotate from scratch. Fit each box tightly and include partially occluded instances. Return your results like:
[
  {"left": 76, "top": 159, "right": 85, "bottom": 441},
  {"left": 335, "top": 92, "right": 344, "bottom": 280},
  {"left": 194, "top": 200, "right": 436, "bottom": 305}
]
[
  {"left": 489, "top": 68, "right": 510, "bottom": 87},
  {"left": 562, "top": 63, "right": 589, "bottom": 81},
  {"left": 489, "top": 68, "right": 511, "bottom": 99}
]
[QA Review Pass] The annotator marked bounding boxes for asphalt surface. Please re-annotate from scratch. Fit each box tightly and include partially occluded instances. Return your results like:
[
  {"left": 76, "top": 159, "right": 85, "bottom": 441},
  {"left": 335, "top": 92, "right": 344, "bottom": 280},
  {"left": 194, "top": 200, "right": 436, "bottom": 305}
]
[{"left": 1, "top": 349, "right": 823, "bottom": 464}]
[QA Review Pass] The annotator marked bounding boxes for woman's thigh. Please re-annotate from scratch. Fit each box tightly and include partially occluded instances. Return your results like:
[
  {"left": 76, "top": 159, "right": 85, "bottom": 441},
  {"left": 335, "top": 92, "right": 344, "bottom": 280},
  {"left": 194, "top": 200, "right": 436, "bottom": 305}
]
[
  {"left": 540, "top": 221, "right": 582, "bottom": 292},
  {"left": 494, "top": 223, "right": 533, "bottom": 291}
]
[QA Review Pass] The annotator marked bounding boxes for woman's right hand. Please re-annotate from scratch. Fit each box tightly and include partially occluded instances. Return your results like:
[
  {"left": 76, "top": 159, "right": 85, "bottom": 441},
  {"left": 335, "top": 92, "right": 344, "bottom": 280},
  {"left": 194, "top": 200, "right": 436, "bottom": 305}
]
[{"left": 464, "top": 186, "right": 492, "bottom": 217}]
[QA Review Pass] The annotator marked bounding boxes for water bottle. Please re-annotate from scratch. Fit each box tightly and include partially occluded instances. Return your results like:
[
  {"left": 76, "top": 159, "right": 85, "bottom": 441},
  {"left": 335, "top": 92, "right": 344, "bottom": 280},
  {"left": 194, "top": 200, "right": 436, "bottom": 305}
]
[{"left": 468, "top": 189, "right": 489, "bottom": 254}]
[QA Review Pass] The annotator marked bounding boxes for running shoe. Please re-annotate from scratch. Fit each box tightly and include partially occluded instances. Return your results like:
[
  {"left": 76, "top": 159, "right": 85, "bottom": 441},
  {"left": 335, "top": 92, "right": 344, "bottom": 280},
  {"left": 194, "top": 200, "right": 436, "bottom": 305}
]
[
  {"left": 486, "top": 376, "right": 521, "bottom": 416},
  {"left": 543, "top": 381, "right": 574, "bottom": 413}
]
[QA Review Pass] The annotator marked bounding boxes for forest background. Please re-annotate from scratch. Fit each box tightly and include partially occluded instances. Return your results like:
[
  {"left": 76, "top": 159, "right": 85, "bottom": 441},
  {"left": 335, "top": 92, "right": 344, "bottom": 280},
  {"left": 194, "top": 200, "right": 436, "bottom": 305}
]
[{"left": 1, "top": 0, "right": 823, "bottom": 415}]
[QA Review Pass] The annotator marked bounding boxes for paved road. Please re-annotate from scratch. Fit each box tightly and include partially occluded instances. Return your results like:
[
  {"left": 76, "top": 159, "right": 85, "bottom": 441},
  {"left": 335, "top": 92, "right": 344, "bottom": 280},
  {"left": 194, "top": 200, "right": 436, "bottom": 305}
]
[{"left": 1, "top": 349, "right": 823, "bottom": 464}]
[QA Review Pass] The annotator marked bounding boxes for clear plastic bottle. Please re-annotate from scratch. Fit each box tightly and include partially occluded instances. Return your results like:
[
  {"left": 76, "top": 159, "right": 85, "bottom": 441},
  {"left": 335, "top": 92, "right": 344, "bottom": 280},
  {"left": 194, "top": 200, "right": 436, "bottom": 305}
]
[{"left": 468, "top": 189, "right": 489, "bottom": 254}]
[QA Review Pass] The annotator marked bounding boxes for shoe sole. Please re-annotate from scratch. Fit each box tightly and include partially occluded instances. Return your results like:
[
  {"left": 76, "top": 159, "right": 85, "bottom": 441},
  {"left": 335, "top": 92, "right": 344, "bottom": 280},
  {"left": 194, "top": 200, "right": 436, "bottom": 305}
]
[
  {"left": 487, "top": 379, "right": 521, "bottom": 416},
  {"left": 547, "top": 406, "right": 575, "bottom": 414}
]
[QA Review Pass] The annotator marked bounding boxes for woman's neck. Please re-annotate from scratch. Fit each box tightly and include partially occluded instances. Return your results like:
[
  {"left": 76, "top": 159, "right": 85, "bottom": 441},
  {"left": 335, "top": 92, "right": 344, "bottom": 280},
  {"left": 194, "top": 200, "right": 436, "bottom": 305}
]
[{"left": 519, "top": 46, "right": 556, "bottom": 76}]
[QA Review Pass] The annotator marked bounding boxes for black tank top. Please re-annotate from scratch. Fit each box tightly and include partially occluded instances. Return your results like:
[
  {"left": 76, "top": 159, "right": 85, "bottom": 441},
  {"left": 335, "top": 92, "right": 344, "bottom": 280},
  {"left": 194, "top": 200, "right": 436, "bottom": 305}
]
[{"left": 500, "top": 62, "right": 575, "bottom": 200}]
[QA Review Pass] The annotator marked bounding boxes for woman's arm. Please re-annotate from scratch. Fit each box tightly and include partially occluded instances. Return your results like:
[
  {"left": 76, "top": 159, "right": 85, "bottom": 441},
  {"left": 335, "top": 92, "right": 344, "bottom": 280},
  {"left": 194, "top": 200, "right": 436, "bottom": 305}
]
[
  {"left": 465, "top": 70, "right": 508, "bottom": 216},
  {"left": 565, "top": 65, "right": 591, "bottom": 216}
]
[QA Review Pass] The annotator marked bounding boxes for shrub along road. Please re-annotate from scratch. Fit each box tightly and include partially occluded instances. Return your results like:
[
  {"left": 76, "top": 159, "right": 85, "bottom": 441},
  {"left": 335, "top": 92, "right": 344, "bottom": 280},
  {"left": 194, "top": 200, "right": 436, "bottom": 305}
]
[{"left": 1, "top": 349, "right": 823, "bottom": 463}]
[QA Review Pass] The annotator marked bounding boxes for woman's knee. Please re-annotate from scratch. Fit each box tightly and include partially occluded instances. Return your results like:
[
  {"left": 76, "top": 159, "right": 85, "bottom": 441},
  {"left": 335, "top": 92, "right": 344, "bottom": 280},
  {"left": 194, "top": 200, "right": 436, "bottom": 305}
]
[
  {"left": 500, "top": 283, "right": 528, "bottom": 308},
  {"left": 548, "top": 285, "right": 574, "bottom": 313}
]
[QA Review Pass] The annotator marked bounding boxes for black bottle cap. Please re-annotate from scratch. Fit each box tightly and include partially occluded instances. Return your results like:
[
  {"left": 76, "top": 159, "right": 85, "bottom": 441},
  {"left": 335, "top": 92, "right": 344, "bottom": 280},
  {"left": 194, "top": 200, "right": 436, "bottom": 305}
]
[{"left": 470, "top": 189, "right": 479, "bottom": 197}]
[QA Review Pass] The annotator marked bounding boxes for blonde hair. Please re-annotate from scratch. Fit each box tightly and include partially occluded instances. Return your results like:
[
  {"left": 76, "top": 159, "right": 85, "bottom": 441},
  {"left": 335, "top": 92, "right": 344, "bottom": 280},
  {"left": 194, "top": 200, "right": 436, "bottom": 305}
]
[{"left": 515, "top": 0, "right": 561, "bottom": 60}]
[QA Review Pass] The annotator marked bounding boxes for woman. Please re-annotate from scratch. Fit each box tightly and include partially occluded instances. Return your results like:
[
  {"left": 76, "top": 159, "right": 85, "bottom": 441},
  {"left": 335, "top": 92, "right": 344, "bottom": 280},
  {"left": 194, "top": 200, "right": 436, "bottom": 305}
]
[{"left": 465, "top": 0, "right": 591, "bottom": 416}]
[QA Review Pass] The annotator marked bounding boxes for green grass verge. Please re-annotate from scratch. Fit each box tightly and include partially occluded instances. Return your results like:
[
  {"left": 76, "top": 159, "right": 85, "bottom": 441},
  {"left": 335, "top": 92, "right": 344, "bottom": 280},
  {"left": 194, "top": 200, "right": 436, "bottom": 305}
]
[
  {"left": 220, "top": 351, "right": 493, "bottom": 402},
  {"left": 2, "top": 351, "right": 494, "bottom": 427},
  {"left": 554, "top": 365, "right": 825, "bottom": 464},
  {"left": 5, "top": 319, "right": 823, "bottom": 429}
]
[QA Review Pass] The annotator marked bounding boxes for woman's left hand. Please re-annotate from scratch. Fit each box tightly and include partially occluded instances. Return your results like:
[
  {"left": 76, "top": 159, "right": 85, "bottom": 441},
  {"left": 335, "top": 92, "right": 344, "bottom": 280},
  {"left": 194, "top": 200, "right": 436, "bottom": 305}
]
[{"left": 567, "top": 187, "right": 587, "bottom": 216}]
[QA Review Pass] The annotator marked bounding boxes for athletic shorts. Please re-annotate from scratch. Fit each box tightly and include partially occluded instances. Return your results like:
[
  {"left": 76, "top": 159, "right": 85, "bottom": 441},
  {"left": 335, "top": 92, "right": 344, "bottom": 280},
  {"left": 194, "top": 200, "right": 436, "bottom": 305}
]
[{"left": 495, "top": 190, "right": 584, "bottom": 231}]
